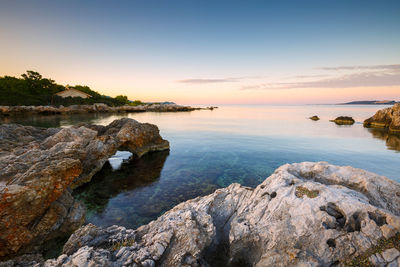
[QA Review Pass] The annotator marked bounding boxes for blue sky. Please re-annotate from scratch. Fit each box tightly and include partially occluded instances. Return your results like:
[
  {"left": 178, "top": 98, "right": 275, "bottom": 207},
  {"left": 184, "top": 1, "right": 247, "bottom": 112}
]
[{"left": 1, "top": 0, "right": 400, "bottom": 104}]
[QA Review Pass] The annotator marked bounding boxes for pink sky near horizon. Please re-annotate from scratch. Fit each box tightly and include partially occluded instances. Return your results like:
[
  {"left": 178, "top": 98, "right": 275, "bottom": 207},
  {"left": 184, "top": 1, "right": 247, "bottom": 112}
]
[
  {"left": 1, "top": 67, "right": 399, "bottom": 105},
  {"left": 134, "top": 86, "right": 400, "bottom": 105}
]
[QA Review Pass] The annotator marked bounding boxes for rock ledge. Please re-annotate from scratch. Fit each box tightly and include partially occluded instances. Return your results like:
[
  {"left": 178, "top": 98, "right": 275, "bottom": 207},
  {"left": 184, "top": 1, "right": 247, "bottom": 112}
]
[
  {"left": 0, "top": 119, "right": 169, "bottom": 257},
  {"left": 364, "top": 103, "right": 400, "bottom": 133},
  {"left": 32, "top": 162, "right": 400, "bottom": 267}
]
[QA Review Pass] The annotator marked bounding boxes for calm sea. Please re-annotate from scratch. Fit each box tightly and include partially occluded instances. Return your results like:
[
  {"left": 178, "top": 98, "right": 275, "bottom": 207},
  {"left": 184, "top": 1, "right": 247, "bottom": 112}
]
[{"left": 2, "top": 105, "right": 399, "bottom": 229}]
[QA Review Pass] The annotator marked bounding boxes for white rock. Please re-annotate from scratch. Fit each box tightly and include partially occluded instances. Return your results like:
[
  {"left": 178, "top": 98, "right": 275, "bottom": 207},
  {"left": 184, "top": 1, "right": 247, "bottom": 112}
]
[
  {"left": 382, "top": 248, "right": 400, "bottom": 263},
  {"left": 369, "top": 253, "right": 385, "bottom": 267},
  {"left": 46, "top": 162, "right": 400, "bottom": 266}
]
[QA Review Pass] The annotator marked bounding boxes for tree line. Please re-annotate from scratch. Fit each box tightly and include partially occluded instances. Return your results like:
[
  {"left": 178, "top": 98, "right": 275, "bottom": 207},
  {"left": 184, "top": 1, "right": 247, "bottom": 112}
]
[{"left": 0, "top": 71, "right": 143, "bottom": 106}]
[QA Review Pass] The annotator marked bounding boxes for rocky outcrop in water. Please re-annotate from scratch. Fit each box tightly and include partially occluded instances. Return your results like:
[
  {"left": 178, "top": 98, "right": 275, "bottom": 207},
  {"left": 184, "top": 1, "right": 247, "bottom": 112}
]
[
  {"left": 0, "top": 104, "right": 217, "bottom": 116},
  {"left": 0, "top": 119, "right": 169, "bottom": 258},
  {"left": 32, "top": 162, "right": 400, "bottom": 267},
  {"left": 364, "top": 103, "right": 400, "bottom": 133},
  {"left": 330, "top": 116, "right": 355, "bottom": 125},
  {"left": 309, "top": 115, "right": 320, "bottom": 121}
]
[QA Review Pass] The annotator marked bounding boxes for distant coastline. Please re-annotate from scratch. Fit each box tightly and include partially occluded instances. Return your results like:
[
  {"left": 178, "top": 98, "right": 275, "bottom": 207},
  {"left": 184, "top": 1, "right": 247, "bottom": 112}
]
[{"left": 339, "top": 100, "right": 398, "bottom": 105}]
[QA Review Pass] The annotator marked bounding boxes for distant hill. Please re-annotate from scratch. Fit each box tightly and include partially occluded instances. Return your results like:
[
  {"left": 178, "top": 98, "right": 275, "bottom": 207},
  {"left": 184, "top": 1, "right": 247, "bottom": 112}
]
[
  {"left": 145, "top": 101, "right": 176, "bottom": 105},
  {"left": 340, "top": 100, "right": 398, "bottom": 105}
]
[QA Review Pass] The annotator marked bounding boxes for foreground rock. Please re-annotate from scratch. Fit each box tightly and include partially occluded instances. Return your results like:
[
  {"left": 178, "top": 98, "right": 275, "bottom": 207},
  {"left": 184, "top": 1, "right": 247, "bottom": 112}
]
[
  {"left": 330, "top": 116, "right": 355, "bottom": 125},
  {"left": 0, "top": 119, "right": 169, "bottom": 258},
  {"left": 364, "top": 103, "right": 400, "bottom": 133},
  {"left": 30, "top": 162, "right": 400, "bottom": 266},
  {"left": 0, "top": 104, "right": 217, "bottom": 116}
]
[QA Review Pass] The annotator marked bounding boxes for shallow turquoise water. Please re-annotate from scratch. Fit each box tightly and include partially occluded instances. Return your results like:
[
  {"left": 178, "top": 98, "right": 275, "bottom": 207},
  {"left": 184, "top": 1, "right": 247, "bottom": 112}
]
[{"left": 3, "top": 105, "right": 400, "bottom": 229}]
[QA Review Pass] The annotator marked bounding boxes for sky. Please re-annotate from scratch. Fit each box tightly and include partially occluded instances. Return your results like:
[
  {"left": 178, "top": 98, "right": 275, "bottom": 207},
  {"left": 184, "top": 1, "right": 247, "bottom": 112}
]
[{"left": 1, "top": 0, "right": 400, "bottom": 104}]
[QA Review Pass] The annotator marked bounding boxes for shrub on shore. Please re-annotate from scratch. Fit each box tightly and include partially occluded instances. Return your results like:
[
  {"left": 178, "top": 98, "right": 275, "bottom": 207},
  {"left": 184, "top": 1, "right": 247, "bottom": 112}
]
[{"left": 0, "top": 71, "right": 142, "bottom": 107}]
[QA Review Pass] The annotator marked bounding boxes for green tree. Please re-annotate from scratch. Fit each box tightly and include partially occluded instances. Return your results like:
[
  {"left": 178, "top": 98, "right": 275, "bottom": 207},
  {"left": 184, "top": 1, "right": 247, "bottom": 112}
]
[
  {"left": 21, "top": 70, "right": 43, "bottom": 81},
  {"left": 115, "top": 95, "right": 129, "bottom": 104},
  {"left": 0, "top": 71, "right": 143, "bottom": 107}
]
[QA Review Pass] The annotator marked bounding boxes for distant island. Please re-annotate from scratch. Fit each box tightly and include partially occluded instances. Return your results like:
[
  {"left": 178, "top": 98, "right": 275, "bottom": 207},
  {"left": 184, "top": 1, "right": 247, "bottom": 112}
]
[{"left": 340, "top": 100, "right": 398, "bottom": 105}]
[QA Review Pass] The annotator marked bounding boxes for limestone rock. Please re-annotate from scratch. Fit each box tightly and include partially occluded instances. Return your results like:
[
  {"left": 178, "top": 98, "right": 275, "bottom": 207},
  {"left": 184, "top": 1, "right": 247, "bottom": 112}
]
[
  {"left": 0, "top": 119, "right": 169, "bottom": 257},
  {"left": 44, "top": 162, "right": 400, "bottom": 266},
  {"left": 364, "top": 103, "right": 400, "bottom": 133},
  {"left": 382, "top": 248, "right": 400, "bottom": 263}
]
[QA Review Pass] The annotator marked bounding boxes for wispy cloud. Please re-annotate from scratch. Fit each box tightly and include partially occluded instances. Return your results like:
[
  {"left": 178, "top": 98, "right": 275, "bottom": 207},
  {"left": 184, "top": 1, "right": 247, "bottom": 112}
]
[
  {"left": 177, "top": 75, "right": 265, "bottom": 84},
  {"left": 178, "top": 64, "right": 400, "bottom": 90},
  {"left": 241, "top": 71, "right": 400, "bottom": 90},
  {"left": 241, "top": 63, "right": 400, "bottom": 90},
  {"left": 290, "top": 74, "right": 330, "bottom": 79},
  {"left": 317, "top": 64, "right": 400, "bottom": 71},
  {"left": 177, "top": 78, "right": 237, "bottom": 84}
]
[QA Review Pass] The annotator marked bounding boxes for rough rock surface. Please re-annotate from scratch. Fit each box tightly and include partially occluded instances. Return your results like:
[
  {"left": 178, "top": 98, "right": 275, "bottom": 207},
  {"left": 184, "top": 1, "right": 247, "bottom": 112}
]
[
  {"left": 0, "top": 119, "right": 169, "bottom": 257},
  {"left": 0, "top": 104, "right": 217, "bottom": 116},
  {"left": 33, "top": 162, "right": 400, "bottom": 267},
  {"left": 364, "top": 103, "right": 400, "bottom": 133}
]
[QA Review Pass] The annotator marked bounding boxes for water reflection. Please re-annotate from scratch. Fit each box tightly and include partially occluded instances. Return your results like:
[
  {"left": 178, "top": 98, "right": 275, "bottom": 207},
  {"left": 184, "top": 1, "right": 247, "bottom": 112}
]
[
  {"left": 0, "top": 113, "right": 125, "bottom": 128},
  {"left": 367, "top": 128, "right": 400, "bottom": 152},
  {"left": 1, "top": 114, "right": 64, "bottom": 128},
  {"left": 73, "top": 150, "right": 169, "bottom": 228}
]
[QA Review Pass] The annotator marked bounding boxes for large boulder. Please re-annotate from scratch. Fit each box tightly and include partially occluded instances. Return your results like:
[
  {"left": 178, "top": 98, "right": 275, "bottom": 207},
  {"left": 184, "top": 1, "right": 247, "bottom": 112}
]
[
  {"left": 364, "top": 103, "right": 400, "bottom": 133},
  {"left": 0, "top": 119, "right": 169, "bottom": 258},
  {"left": 42, "top": 162, "right": 400, "bottom": 267}
]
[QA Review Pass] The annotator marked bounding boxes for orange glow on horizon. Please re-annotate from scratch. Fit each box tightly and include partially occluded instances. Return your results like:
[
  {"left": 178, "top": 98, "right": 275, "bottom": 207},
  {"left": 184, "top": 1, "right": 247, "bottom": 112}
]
[
  {"left": 1, "top": 67, "right": 399, "bottom": 105},
  {"left": 119, "top": 86, "right": 400, "bottom": 105}
]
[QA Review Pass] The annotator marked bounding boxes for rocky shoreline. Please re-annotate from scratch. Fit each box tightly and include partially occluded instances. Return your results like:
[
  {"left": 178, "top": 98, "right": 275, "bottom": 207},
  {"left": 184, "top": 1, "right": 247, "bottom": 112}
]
[
  {"left": 2, "top": 162, "right": 400, "bottom": 266},
  {"left": 1, "top": 109, "right": 400, "bottom": 266},
  {"left": 0, "top": 119, "right": 169, "bottom": 259},
  {"left": 0, "top": 104, "right": 217, "bottom": 116}
]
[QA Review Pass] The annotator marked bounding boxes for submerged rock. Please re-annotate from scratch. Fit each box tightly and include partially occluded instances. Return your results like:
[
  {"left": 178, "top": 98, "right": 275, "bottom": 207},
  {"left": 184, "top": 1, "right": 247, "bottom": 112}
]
[
  {"left": 364, "top": 103, "right": 400, "bottom": 133},
  {"left": 330, "top": 116, "right": 355, "bottom": 125},
  {"left": 39, "top": 162, "right": 400, "bottom": 267},
  {"left": 0, "top": 119, "right": 169, "bottom": 258},
  {"left": 309, "top": 115, "right": 320, "bottom": 121}
]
